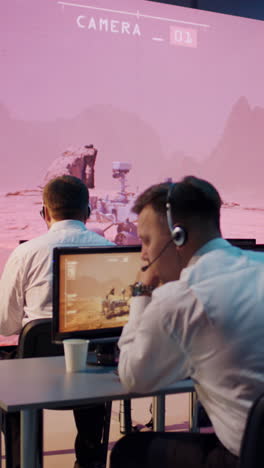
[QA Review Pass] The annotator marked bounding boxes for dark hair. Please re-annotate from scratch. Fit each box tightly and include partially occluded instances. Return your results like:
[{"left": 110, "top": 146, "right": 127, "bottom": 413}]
[
  {"left": 132, "top": 175, "right": 222, "bottom": 229},
  {"left": 43, "top": 175, "right": 89, "bottom": 220}
]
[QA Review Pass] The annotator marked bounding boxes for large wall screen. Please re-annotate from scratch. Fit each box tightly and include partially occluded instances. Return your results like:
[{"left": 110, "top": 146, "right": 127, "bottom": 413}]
[{"left": 1, "top": 0, "right": 264, "bottom": 270}]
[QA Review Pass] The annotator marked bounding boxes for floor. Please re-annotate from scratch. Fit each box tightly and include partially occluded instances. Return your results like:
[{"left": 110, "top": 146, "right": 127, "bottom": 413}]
[{"left": 1, "top": 393, "right": 190, "bottom": 467}]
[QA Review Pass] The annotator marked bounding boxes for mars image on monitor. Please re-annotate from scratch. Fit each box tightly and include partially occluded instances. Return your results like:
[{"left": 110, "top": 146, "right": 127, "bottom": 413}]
[{"left": 59, "top": 251, "right": 141, "bottom": 333}]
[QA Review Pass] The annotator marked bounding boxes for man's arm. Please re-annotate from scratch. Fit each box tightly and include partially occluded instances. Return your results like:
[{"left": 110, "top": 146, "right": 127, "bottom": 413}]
[
  {"left": 0, "top": 250, "right": 25, "bottom": 335},
  {"left": 118, "top": 286, "right": 191, "bottom": 394}
]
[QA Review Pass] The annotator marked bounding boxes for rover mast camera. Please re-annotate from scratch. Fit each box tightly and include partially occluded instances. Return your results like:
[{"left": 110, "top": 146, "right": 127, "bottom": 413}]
[{"left": 112, "top": 161, "right": 132, "bottom": 202}]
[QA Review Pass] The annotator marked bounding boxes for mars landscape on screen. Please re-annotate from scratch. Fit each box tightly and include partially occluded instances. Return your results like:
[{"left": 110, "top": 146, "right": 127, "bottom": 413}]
[
  {"left": 1, "top": 0, "right": 264, "bottom": 275},
  {"left": 58, "top": 250, "right": 141, "bottom": 333}
]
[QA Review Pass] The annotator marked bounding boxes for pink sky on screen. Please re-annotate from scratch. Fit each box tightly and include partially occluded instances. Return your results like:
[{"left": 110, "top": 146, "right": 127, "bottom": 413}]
[
  {"left": 1, "top": 1, "right": 264, "bottom": 184},
  {"left": 0, "top": 0, "right": 264, "bottom": 249}
]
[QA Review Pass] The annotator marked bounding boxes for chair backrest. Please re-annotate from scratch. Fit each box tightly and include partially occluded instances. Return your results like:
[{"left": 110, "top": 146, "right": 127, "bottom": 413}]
[
  {"left": 240, "top": 392, "right": 264, "bottom": 468},
  {"left": 17, "top": 318, "right": 63, "bottom": 358}
]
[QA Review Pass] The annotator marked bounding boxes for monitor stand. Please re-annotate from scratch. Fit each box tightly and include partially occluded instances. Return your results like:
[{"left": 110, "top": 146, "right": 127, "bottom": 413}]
[{"left": 87, "top": 342, "right": 118, "bottom": 367}]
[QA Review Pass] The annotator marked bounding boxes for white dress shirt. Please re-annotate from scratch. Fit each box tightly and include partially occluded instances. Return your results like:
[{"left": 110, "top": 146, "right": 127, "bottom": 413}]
[
  {"left": 0, "top": 220, "right": 113, "bottom": 335},
  {"left": 118, "top": 238, "right": 264, "bottom": 456}
]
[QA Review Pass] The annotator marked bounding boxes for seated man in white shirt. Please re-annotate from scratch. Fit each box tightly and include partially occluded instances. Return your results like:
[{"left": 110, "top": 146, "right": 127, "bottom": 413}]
[
  {"left": 111, "top": 175, "right": 264, "bottom": 468},
  {"left": 0, "top": 175, "right": 113, "bottom": 468}
]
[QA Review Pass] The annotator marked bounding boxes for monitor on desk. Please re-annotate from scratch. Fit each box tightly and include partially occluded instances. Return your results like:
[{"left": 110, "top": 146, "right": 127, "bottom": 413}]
[
  {"left": 52, "top": 239, "right": 258, "bottom": 344},
  {"left": 227, "top": 238, "right": 256, "bottom": 249},
  {"left": 52, "top": 245, "right": 141, "bottom": 343}
]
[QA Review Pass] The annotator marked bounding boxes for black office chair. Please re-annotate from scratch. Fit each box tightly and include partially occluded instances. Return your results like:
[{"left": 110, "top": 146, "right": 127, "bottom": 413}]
[
  {"left": 16, "top": 318, "right": 63, "bottom": 358},
  {"left": 240, "top": 392, "right": 264, "bottom": 468},
  {"left": 2, "top": 318, "right": 112, "bottom": 468}
]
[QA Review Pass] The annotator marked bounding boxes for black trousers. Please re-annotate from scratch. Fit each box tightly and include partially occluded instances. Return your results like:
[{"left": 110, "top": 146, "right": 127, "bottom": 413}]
[
  {"left": 0, "top": 349, "right": 106, "bottom": 468},
  {"left": 74, "top": 404, "right": 106, "bottom": 466},
  {"left": 110, "top": 432, "right": 239, "bottom": 468},
  {"left": 2, "top": 405, "right": 106, "bottom": 468}
]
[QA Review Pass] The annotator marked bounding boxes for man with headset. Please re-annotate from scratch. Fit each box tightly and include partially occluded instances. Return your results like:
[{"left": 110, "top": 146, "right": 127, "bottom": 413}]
[
  {"left": 0, "top": 175, "right": 112, "bottom": 468},
  {"left": 111, "top": 175, "right": 264, "bottom": 468}
]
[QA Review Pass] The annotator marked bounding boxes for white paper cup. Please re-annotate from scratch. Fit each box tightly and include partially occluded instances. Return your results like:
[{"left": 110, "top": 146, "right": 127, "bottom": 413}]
[{"left": 63, "top": 339, "right": 89, "bottom": 372}]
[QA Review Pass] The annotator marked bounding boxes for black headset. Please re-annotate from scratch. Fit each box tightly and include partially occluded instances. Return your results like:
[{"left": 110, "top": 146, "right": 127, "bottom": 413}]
[
  {"left": 166, "top": 183, "right": 188, "bottom": 247},
  {"left": 40, "top": 202, "right": 91, "bottom": 219},
  {"left": 87, "top": 203, "right": 91, "bottom": 218}
]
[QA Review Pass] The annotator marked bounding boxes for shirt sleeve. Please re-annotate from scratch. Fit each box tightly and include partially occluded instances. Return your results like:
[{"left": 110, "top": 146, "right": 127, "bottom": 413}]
[
  {"left": 0, "top": 250, "right": 25, "bottom": 335},
  {"left": 118, "top": 286, "right": 192, "bottom": 393}
]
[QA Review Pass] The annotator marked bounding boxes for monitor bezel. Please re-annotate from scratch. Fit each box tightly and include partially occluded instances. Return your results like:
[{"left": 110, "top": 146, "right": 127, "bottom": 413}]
[
  {"left": 227, "top": 238, "right": 256, "bottom": 249},
  {"left": 52, "top": 244, "right": 141, "bottom": 343}
]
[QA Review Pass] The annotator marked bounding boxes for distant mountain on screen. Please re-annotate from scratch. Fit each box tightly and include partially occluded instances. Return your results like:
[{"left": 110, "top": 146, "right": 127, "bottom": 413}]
[
  {"left": 1, "top": 97, "right": 264, "bottom": 199},
  {"left": 205, "top": 96, "right": 264, "bottom": 194},
  {"left": 68, "top": 275, "right": 126, "bottom": 298},
  {"left": 0, "top": 103, "right": 164, "bottom": 191},
  {"left": 165, "top": 97, "right": 264, "bottom": 200},
  {"left": 165, "top": 150, "right": 204, "bottom": 181}
]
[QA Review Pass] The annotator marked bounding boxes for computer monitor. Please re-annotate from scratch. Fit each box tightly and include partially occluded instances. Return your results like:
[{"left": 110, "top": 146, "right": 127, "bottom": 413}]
[
  {"left": 227, "top": 239, "right": 256, "bottom": 249},
  {"left": 52, "top": 238, "right": 257, "bottom": 343},
  {"left": 251, "top": 244, "right": 264, "bottom": 252},
  {"left": 52, "top": 245, "right": 141, "bottom": 343}
]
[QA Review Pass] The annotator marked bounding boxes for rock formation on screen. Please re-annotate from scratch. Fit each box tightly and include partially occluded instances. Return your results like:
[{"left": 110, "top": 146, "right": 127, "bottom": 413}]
[{"left": 42, "top": 144, "right": 97, "bottom": 188}]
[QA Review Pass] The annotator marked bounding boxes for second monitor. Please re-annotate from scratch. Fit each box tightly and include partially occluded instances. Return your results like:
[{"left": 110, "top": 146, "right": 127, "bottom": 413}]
[{"left": 53, "top": 245, "right": 141, "bottom": 343}]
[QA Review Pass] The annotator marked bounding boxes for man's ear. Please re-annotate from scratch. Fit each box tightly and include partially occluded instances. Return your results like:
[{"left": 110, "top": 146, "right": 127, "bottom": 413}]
[{"left": 44, "top": 205, "right": 52, "bottom": 223}]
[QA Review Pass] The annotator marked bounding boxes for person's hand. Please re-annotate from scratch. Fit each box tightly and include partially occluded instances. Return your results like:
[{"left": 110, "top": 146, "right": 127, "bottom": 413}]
[{"left": 135, "top": 264, "right": 160, "bottom": 288}]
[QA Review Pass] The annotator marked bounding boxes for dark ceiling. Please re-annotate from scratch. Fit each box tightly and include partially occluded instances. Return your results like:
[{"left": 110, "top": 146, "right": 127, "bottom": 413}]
[{"left": 147, "top": 0, "right": 264, "bottom": 21}]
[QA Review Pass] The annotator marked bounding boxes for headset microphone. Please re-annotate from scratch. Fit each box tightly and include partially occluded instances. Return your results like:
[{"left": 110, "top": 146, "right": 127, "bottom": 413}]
[
  {"left": 87, "top": 203, "right": 91, "bottom": 218},
  {"left": 141, "top": 238, "right": 174, "bottom": 272}
]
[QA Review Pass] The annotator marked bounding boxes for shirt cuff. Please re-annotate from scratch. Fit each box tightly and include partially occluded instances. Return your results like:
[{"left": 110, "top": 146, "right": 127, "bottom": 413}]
[{"left": 128, "top": 295, "right": 151, "bottom": 326}]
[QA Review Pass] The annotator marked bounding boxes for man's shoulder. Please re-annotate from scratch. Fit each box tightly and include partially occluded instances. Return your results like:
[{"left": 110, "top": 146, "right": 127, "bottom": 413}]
[
  {"left": 78, "top": 229, "right": 114, "bottom": 246},
  {"left": 186, "top": 244, "right": 264, "bottom": 283},
  {"left": 16, "top": 229, "right": 113, "bottom": 253},
  {"left": 242, "top": 248, "right": 264, "bottom": 264},
  {"left": 9, "top": 232, "right": 52, "bottom": 259},
  {"left": 208, "top": 245, "right": 264, "bottom": 270}
]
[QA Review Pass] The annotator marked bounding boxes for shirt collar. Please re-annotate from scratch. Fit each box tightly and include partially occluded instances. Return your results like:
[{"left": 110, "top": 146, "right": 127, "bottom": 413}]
[
  {"left": 49, "top": 219, "right": 87, "bottom": 232},
  {"left": 187, "top": 237, "right": 231, "bottom": 267}
]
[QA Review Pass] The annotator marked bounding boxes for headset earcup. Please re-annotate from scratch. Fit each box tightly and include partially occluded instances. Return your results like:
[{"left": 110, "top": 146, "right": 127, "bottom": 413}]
[
  {"left": 171, "top": 226, "right": 187, "bottom": 247},
  {"left": 87, "top": 204, "right": 91, "bottom": 218},
  {"left": 166, "top": 183, "right": 187, "bottom": 247}
]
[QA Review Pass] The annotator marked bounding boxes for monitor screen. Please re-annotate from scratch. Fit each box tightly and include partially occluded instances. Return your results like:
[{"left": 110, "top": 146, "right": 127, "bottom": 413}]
[{"left": 52, "top": 245, "right": 141, "bottom": 342}]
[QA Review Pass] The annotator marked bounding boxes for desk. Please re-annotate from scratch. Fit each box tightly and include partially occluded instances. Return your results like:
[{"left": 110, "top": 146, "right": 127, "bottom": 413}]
[{"left": 0, "top": 356, "right": 194, "bottom": 468}]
